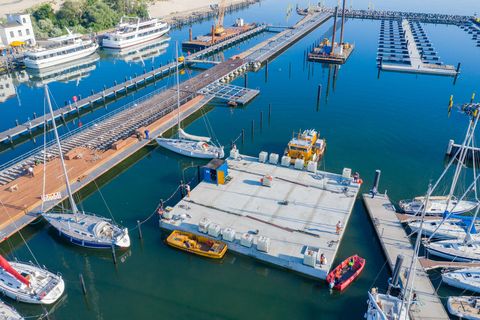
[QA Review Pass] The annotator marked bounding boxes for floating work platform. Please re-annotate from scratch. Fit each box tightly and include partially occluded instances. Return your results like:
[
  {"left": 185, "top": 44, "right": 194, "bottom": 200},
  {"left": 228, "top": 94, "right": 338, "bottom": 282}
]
[
  {"left": 379, "top": 19, "right": 458, "bottom": 76},
  {"left": 160, "top": 154, "right": 360, "bottom": 280},
  {"left": 363, "top": 192, "right": 449, "bottom": 320},
  {"left": 197, "top": 82, "right": 259, "bottom": 105},
  {"left": 308, "top": 42, "right": 354, "bottom": 64},
  {"left": 182, "top": 24, "right": 259, "bottom": 51}
]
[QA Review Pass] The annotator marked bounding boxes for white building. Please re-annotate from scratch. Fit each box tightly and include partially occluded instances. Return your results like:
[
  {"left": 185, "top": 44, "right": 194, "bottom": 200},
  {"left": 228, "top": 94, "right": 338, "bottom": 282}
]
[{"left": 0, "top": 14, "right": 36, "bottom": 47}]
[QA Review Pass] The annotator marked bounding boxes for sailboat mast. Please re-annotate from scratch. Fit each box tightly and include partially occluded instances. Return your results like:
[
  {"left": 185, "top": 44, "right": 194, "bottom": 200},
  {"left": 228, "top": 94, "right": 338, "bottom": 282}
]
[
  {"left": 444, "top": 115, "right": 479, "bottom": 213},
  {"left": 403, "top": 184, "right": 432, "bottom": 316},
  {"left": 44, "top": 85, "right": 79, "bottom": 214},
  {"left": 175, "top": 42, "right": 181, "bottom": 130}
]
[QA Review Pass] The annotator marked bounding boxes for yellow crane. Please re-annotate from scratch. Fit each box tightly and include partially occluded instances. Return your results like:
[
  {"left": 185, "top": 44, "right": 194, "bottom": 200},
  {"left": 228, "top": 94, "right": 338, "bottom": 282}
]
[{"left": 214, "top": 0, "right": 227, "bottom": 36}]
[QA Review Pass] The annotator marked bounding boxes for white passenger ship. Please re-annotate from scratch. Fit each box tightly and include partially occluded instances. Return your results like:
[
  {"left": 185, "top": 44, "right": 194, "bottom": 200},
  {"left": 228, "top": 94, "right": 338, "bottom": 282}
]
[
  {"left": 24, "top": 31, "right": 98, "bottom": 70},
  {"left": 102, "top": 17, "right": 170, "bottom": 49}
]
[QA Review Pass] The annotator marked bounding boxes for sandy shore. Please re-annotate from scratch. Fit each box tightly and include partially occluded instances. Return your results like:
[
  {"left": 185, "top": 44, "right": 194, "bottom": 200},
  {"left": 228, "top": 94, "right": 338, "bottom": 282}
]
[
  {"left": 0, "top": 0, "right": 62, "bottom": 17},
  {"left": 148, "top": 0, "right": 249, "bottom": 18}
]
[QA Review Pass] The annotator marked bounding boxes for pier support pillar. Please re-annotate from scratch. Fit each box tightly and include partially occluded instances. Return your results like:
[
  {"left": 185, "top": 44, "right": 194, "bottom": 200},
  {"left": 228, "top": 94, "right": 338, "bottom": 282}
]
[
  {"left": 372, "top": 169, "right": 381, "bottom": 194},
  {"left": 244, "top": 73, "right": 248, "bottom": 88}
]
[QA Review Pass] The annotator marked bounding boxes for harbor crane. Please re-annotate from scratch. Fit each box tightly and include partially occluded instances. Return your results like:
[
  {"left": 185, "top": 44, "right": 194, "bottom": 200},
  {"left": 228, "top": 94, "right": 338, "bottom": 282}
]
[{"left": 214, "top": 0, "right": 227, "bottom": 36}]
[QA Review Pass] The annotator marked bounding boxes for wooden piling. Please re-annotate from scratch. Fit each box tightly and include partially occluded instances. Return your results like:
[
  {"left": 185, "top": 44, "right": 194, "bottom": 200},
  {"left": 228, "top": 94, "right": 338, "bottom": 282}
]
[
  {"left": 251, "top": 120, "right": 255, "bottom": 138},
  {"left": 317, "top": 84, "right": 322, "bottom": 104},
  {"left": 79, "top": 274, "right": 87, "bottom": 296},
  {"left": 137, "top": 220, "right": 143, "bottom": 239},
  {"left": 242, "top": 129, "right": 245, "bottom": 144}
]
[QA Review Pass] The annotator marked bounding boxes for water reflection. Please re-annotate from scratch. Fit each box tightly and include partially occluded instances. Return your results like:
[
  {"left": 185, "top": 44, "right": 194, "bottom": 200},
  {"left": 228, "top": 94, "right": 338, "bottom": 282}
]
[
  {"left": 0, "top": 71, "right": 29, "bottom": 103},
  {"left": 102, "top": 36, "right": 170, "bottom": 65},
  {"left": 26, "top": 53, "right": 100, "bottom": 87}
]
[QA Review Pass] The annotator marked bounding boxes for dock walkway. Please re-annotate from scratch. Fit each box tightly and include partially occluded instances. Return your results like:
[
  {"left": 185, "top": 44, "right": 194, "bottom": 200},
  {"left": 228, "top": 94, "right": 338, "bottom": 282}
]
[
  {"left": 0, "top": 25, "right": 267, "bottom": 146},
  {"left": 363, "top": 193, "right": 449, "bottom": 320},
  {"left": 160, "top": 155, "right": 360, "bottom": 280}
]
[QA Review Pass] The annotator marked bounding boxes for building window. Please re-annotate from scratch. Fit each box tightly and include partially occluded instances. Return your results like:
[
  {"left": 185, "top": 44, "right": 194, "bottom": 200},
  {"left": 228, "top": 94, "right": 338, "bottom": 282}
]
[
  {"left": 9, "top": 31, "right": 14, "bottom": 37},
  {"left": 22, "top": 18, "right": 26, "bottom": 24},
  {"left": 26, "top": 29, "right": 30, "bottom": 36},
  {"left": 18, "top": 30, "right": 22, "bottom": 36}
]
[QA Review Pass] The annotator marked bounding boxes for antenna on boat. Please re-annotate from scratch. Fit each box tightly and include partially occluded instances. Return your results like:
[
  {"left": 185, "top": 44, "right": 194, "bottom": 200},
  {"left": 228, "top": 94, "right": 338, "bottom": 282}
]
[{"left": 44, "top": 85, "right": 79, "bottom": 214}]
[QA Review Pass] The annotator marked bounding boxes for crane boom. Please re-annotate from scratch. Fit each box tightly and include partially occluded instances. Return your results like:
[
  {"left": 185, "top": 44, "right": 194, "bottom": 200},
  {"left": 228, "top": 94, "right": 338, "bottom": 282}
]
[{"left": 214, "top": 0, "right": 227, "bottom": 36}]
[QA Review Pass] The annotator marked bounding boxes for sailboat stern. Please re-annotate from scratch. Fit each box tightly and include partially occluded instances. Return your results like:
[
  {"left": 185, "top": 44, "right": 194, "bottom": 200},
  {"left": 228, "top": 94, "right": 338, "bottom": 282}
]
[{"left": 115, "top": 228, "right": 131, "bottom": 248}]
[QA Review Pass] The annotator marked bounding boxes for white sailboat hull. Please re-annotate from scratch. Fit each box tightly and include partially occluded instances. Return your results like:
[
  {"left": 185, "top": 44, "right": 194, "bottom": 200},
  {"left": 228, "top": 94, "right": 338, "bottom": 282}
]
[
  {"left": 0, "top": 262, "right": 64, "bottom": 305},
  {"left": 0, "top": 301, "right": 22, "bottom": 319},
  {"left": 426, "top": 240, "right": 480, "bottom": 262},
  {"left": 156, "top": 138, "right": 224, "bottom": 159},
  {"left": 399, "top": 198, "right": 478, "bottom": 215},
  {"left": 442, "top": 268, "right": 480, "bottom": 293},
  {"left": 365, "top": 292, "right": 409, "bottom": 320},
  {"left": 408, "top": 220, "right": 473, "bottom": 240}
]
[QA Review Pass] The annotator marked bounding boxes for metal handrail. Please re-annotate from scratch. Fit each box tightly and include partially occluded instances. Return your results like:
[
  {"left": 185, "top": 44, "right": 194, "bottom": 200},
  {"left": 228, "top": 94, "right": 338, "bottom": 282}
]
[{"left": 0, "top": 86, "right": 167, "bottom": 173}]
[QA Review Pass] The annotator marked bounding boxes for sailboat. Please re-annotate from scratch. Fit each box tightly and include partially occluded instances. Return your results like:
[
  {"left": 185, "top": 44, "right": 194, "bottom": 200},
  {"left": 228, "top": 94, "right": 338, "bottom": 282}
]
[
  {"left": 400, "top": 105, "right": 480, "bottom": 217},
  {"left": 155, "top": 43, "right": 224, "bottom": 159},
  {"left": 0, "top": 255, "right": 64, "bottom": 304},
  {"left": 425, "top": 206, "right": 480, "bottom": 261},
  {"left": 447, "top": 296, "right": 480, "bottom": 319},
  {"left": 41, "top": 85, "right": 131, "bottom": 249},
  {"left": 407, "top": 104, "right": 480, "bottom": 240},
  {"left": 442, "top": 267, "right": 480, "bottom": 293},
  {"left": 0, "top": 300, "right": 22, "bottom": 319}
]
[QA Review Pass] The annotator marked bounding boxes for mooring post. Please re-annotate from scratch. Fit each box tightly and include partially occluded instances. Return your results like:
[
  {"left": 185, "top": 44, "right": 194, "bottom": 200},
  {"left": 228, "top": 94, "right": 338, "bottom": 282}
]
[
  {"left": 137, "top": 220, "right": 143, "bottom": 239},
  {"left": 456, "top": 62, "right": 461, "bottom": 73},
  {"left": 265, "top": 60, "right": 269, "bottom": 82},
  {"left": 79, "top": 274, "right": 87, "bottom": 296},
  {"left": 15, "top": 119, "right": 19, "bottom": 126},
  {"left": 371, "top": 169, "right": 381, "bottom": 197},
  {"left": 111, "top": 245, "right": 117, "bottom": 265},
  {"left": 33, "top": 112, "right": 37, "bottom": 119},
  {"left": 268, "top": 103, "right": 271, "bottom": 122},
  {"left": 244, "top": 73, "right": 248, "bottom": 88},
  {"left": 317, "top": 84, "right": 322, "bottom": 104},
  {"left": 91, "top": 89, "right": 94, "bottom": 95},
  {"left": 251, "top": 120, "right": 255, "bottom": 138}
]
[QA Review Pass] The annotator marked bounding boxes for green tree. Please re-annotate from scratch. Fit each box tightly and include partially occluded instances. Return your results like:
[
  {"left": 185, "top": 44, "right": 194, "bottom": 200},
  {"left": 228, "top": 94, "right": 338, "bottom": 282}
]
[
  {"left": 82, "top": 0, "right": 120, "bottom": 31},
  {"left": 31, "top": 3, "right": 55, "bottom": 22},
  {"left": 56, "top": 0, "right": 85, "bottom": 28}
]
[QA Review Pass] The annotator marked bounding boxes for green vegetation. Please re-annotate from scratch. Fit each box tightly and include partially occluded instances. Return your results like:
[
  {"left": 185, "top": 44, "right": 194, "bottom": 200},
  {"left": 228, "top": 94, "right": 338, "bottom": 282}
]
[{"left": 29, "top": 0, "right": 149, "bottom": 38}]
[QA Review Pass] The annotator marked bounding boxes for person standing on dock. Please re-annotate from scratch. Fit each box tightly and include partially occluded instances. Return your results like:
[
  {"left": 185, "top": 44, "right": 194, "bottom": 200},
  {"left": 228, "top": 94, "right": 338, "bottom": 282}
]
[
  {"left": 336, "top": 221, "right": 343, "bottom": 234},
  {"left": 28, "top": 166, "right": 34, "bottom": 178}
]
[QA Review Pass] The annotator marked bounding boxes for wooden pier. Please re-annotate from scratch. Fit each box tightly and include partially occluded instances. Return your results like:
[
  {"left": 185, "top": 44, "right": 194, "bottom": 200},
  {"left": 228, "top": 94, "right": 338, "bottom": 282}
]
[
  {"left": 363, "top": 193, "right": 449, "bottom": 320},
  {"left": 0, "top": 25, "right": 266, "bottom": 146}
]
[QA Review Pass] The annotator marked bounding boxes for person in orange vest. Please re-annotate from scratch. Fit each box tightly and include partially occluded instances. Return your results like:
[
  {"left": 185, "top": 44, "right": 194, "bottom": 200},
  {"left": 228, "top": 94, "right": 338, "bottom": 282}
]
[{"left": 336, "top": 221, "right": 343, "bottom": 235}]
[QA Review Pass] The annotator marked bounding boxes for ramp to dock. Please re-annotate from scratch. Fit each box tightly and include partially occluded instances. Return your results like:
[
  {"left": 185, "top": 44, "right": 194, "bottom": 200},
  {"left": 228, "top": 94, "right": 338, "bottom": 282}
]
[{"left": 363, "top": 193, "right": 449, "bottom": 320}]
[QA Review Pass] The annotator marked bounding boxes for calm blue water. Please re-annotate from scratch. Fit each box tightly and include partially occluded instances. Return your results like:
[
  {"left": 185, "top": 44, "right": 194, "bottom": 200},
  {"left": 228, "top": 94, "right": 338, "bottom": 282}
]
[{"left": 0, "top": 0, "right": 479, "bottom": 319}]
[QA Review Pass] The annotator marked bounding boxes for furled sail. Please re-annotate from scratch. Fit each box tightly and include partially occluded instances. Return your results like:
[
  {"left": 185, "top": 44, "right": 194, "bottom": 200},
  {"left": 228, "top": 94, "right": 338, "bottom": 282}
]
[
  {"left": 178, "top": 128, "right": 211, "bottom": 142},
  {"left": 0, "top": 255, "right": 29, "bottom": 286}
]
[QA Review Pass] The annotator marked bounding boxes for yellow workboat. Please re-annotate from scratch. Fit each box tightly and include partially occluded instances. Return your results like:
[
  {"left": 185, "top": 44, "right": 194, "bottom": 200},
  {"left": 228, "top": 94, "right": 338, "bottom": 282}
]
[
  {"left": 285, "top": 129, "right": 326, "bottom": 163},
  {"left": 166, "top": 230, "right": 227, "bottom": 259}
]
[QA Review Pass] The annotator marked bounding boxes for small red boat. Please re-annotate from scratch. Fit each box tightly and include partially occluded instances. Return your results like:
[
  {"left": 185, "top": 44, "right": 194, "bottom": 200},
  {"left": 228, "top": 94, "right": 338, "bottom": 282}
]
[{"left": 326, "top": 255, "right": 365, "bottom": 291}]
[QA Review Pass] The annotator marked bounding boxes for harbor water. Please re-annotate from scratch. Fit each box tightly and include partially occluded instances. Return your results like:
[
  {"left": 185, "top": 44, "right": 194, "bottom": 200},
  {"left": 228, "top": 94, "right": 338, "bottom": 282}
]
[{"left": 0, "top": 0, "right": 479, "bottom": 318}]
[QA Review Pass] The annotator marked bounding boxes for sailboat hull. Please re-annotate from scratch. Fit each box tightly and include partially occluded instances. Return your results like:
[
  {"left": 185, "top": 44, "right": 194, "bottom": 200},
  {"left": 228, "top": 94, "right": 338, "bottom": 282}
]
[
  {"left": 425, "top": 240, "right": 480, "bottom": 262},
  {"left": 442, "top": 268, "right": 480, "bottom": 293},
  {"left": 156, "top": 138, "right": 224, "bottom": 159},
  {"left": 43, "top": 212, "right": 130, "bottom": 249}
]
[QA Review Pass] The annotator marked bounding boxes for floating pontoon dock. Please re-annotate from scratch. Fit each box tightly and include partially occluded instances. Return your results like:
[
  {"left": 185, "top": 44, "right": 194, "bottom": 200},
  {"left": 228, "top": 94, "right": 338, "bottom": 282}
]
[
  {"left": 160, "top": 154, "right": 360, "bottom": 280},
  {"left": 363, "top": 193, "right": 449, "bottom": 320},
  {"left": 379, "top": 19, "right": 458, "bottom": 76}
]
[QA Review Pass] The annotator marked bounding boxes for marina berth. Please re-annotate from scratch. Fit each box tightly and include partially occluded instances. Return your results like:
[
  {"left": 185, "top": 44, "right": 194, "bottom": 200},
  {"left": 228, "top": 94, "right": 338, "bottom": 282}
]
[
  {"left": 102, "top": 17, "right": 170, "bottom": 49},
  {"left": 0, "top": 256, "right": 64, "bottom": 305},
  {"left": 408, "top": 219, "right": 478, "bottom": 240},
  {"left": 366, "top": 288, "right": 408, "bottom": 320},
  {"left": 426, "top": 239, "right": 480, "bottom": 262},
  {"left": 399, "top": 196, "right": 478, "bottom": 215},
  {"left": 23, "top": 32, "right": 98, "bottom": 70}
]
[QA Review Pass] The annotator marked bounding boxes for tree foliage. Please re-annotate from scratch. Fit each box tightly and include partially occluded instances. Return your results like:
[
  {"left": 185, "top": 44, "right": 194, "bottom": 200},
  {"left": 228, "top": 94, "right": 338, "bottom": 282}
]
[{"left": 29, "top": 0, "right": 150, "bottom": 38}]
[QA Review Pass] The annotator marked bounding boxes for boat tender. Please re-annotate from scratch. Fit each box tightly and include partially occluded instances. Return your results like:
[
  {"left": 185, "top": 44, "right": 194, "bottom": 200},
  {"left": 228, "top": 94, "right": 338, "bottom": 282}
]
[
  {"left": 166, "top": 230, "right": 227, "bottom": 259},
  {"left": 326, "top": 255, "right": 365, "bottom": 291}
]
